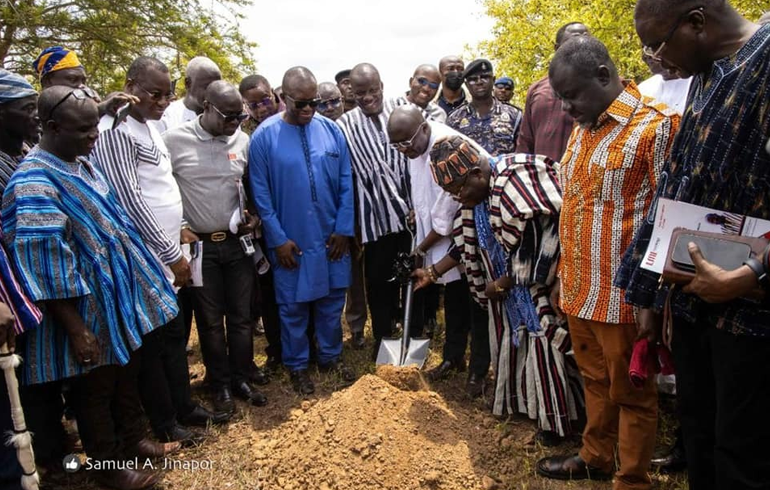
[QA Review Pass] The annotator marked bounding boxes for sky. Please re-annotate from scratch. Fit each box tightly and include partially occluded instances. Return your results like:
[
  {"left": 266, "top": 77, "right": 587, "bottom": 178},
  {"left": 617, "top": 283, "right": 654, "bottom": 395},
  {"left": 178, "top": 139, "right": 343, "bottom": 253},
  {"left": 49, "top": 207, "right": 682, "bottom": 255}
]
[{"left": 243, "top": 0, "right": 495, "bottom": 97}]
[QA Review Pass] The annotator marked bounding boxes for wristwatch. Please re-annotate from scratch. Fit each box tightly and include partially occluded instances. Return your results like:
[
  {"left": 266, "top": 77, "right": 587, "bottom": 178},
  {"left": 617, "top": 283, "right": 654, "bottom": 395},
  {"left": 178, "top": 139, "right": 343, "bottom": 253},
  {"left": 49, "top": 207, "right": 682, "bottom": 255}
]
[{"left": 743, "top": 256, "right": 768, "bottom": 288}]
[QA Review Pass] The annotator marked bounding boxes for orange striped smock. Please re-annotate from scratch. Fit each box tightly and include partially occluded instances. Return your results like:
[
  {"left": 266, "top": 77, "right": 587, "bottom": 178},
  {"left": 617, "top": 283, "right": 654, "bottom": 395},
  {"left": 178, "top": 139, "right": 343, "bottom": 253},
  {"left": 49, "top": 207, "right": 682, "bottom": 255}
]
[{"left": 558, "top": 82, "right": 680, "bottom": 324}]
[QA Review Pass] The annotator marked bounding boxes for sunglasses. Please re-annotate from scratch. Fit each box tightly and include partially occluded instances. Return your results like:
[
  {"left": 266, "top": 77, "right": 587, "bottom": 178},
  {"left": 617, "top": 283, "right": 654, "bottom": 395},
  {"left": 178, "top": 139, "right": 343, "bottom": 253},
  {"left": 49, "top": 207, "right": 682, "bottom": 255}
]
[
  {"left": 247, "top": 96, "right": 274, "bottom": 110},
  {"left": 642, "top": 6, "right": 704, "bottom": 62},
  {"left": 389, "top": 122, "right": 426, "bottom": 150},
  {"left": 285, "top": 94, "right": 320, "bottom": 110},
  {"left": 466, "top": 74, "right": 492, "bottom": 84},
  {"left": 416, "top": 77, "right": 440, "bottom": 90},
  {"left": 47, "top": 87, "right": 98, "bottom": 120},
  {"left": 131, "top": 80, "right": 174, "bottom": 102},
  {"left": 210, "top": 103, "right": 248, "bottom": 123},
  {"left": 317, "top": 97, "right": 342, "bottom": 111}
]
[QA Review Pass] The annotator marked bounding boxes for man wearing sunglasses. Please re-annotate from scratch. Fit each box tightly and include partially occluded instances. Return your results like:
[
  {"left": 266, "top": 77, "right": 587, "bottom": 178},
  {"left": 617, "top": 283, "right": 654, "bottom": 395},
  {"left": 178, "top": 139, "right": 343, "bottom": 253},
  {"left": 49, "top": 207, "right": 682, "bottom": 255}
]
[
  {"left": 446, "top": 59, "right": 522, "bottom": 157},
  {"left": 94, "top": 56, "right": 230, "bottom": 448},
  {"left": 402, "top": 64, "right": 447, "bottom": 124},
  {"left": 239, "top": 74, "right": 285, "bottom": 136},
  {"left": 617, "top": 2, "right": 770, "bottom": 489},
  {"left": 251, "top": 67, "right": 355, "bottom": 395},
  {"left": 317, "top": 82, "right": 345, "bottom": 121},
  {"left": 164, "top": 81, "right": 267, "bottom": 412}
]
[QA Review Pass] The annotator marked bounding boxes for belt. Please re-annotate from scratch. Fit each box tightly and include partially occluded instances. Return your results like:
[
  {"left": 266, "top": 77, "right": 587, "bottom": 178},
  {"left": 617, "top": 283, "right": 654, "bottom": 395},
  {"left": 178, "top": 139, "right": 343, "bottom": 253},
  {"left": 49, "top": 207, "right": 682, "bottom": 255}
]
[{"left": 197, "top": 231, "right": 237, "bottom": 243}]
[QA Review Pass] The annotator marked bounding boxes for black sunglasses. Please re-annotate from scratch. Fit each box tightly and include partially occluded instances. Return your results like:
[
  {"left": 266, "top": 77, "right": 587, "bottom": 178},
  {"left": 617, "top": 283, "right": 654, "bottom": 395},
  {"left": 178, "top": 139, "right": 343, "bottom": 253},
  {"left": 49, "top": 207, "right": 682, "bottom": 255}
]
[
  {"left": 46, "top": 87, "right": 98, "bottom": 121},
  {"left": 210, "top": 103, "right": 248, "bottom": 123},
  {"left": 285, "top": 94, "right": 320, "bottom": 110}
]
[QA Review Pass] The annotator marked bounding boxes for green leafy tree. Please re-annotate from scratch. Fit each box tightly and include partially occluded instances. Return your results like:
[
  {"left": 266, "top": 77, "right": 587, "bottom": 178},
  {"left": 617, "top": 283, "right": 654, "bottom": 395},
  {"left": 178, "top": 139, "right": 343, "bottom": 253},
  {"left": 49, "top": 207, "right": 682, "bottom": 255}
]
[
  {"left": 0, "top": 0, "right": 256, "bottom": 94},
  {"left": 478, "top": 0, "right": 765, "bottom": 106}
]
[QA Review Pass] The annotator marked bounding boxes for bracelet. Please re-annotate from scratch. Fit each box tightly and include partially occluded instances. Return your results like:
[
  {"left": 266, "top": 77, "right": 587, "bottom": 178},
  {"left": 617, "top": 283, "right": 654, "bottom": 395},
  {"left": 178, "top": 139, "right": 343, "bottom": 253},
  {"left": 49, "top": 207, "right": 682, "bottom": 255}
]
[
  {"left": 430, "top": 265, "right": 443, "bottom": 279},
  {"left": 425, "top": 266, "right": 439, "bottom": 283},
  {"left": 743, "top": 257, "right": 768, "bottom": 288}
]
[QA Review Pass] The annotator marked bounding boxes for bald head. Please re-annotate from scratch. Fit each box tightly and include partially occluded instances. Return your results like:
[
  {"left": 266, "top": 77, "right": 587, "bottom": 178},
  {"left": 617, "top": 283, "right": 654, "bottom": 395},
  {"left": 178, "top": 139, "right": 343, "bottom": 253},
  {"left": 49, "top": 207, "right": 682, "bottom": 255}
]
[
  {"left": 318, "top": 82, "right": 344, "bottom": 120},
  {"left": 350, "top": 63, "right": 384, "bottom": 116},
  {"left": 318, "top": 82, "right": 341, "bottom": 98},
  {"left": 282, "top": 66, "right": 317, "bottom": 96},
  {"left": 39, "top": 85, "right": 99, "bottom": 160},
  {"left": 186, "top": 56, "right": 221, "bottom": 79},
  {"left": 350, "top": 63, "right": 381, "bottom": 85},
  {"left": 413, "top": 64, "right": 440, "bottom": 79},
  {"left": 387, "top": 105, "right": 425, "bottom": 136},
  {"left": 438, "top": 56, "right": 463, "bottom": 73},
  {"left": 550, "top": 35, "right": 617, "bottom": 80},
  {"left": 205, "top": 80, "right": 241, "bottom": 107},
  {"left": 39, "top": 85, "right": 96, "bottom": 124}
]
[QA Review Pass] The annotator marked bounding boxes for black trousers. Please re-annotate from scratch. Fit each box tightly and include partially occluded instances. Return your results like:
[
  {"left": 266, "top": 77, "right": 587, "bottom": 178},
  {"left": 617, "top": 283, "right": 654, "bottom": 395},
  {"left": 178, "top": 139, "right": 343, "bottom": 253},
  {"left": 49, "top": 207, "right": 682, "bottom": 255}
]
[
  {"left": 69, "top": 354, "right": 145, "bottom": 461},
  {"left": 138, "top": 308, "right": 196, "bottom": 435},
  {"left": 468, "top": 295, "right": 491, "bottom": 377},
  {"left": 195, "top": 237, "right": 256, "bottom": 388},
  {"left": 672, "top": 315, "right": 770, "bottom": 490},
  {"left": 257, "top": 263, "right": 282, "bottom": 361},
  {"left": 423, "top": 283, "right": 441, "bottom": 324},
  {"left": 364, "top": 231, "right": 424, "bottom": 342},
  {"left": 441, "top": 279, "right": 473, "bottom": 364},
  {"left": 178, "top": 286, "right": 197, "bottom": 346}
]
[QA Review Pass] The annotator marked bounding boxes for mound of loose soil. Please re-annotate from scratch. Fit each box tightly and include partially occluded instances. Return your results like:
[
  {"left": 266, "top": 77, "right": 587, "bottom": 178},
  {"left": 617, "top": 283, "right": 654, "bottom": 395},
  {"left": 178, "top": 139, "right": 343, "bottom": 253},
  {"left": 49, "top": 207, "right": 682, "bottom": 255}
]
[
  {"left": 375, "top": 365, "right": 429, "bottom": 391},
  {"left": 253, "top": 374, "right": 518, "bottom": 490}
]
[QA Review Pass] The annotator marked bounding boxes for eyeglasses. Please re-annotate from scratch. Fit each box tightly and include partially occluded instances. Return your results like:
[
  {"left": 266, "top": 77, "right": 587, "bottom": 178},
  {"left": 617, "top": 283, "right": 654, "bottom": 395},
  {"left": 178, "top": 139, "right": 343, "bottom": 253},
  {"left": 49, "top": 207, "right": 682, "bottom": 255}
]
[
  {"left": 317, "top": 97, "right": 342, "bottom": 111},
  {"left": 46, "top": 87, "right": 98, "bottom": 120},
  {"left": 284, "top": 94, "right": 320, "bottom": 110},
  {"left": 247, "top": 96, "right": 274, "bottom": 110},
  {"left": 210, "top": 103, "right": 248, "bottom": 123},
  {"left": 416, "top": 77, "right": 440, "bottom": 90},
  {"left": 389, "top": 122, "right": 426, "bottom": 150},
  {"left": 131, "top": 80, "right": 174, "bottom": 102},
  {"left": 642, "top": 6, "right": 704, "bottom": 62},
  {"left": 465, "top": 74, "right": 492, "bottom": 85}
]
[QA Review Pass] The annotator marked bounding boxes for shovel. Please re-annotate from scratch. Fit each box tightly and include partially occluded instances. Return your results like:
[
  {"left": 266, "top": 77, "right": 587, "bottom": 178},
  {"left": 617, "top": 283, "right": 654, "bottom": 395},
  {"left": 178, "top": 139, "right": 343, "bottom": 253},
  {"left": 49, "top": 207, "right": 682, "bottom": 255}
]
[{"left": 375, "top": 232, "right": 430, "bottom": 368}]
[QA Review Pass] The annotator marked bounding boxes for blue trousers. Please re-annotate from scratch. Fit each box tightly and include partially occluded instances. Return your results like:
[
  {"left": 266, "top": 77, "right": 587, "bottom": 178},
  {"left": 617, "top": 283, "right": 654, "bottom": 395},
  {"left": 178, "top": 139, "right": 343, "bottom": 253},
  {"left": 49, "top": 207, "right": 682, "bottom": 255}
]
[{"left": 278, "top": 288, "right": 346, "bottom": 371}]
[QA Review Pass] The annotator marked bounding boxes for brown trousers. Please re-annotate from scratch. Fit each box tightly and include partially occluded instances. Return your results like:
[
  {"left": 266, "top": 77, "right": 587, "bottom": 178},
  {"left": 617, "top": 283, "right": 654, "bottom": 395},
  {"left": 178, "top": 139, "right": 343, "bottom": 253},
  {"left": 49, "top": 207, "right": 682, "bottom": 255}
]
[{"left": 568, "top": 315, "right": 657, "bottom": 490}]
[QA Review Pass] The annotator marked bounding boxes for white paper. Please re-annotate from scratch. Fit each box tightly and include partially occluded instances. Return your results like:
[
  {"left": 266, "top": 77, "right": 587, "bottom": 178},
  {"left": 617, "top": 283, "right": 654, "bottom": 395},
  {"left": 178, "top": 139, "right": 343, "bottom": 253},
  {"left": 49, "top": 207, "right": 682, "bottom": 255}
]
[
  {"left": 641, "top": 198, "right": 770, "bottom": 273},
  {"left": 187, "top": 241, "right": 204, "bottom": 287}
]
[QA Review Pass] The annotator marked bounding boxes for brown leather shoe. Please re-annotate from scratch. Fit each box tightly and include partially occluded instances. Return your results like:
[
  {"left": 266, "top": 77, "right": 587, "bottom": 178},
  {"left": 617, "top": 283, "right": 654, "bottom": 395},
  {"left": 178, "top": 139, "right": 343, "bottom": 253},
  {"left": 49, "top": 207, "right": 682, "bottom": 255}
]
[
  {"left": 127, "top": 438, "right": 181, "bottom": 459},
  {"left": 94, "top": 468, "right": 160, "bottom": 490},
  {"left": 536, "top": 454, "right": 613, "bottom": 481}
]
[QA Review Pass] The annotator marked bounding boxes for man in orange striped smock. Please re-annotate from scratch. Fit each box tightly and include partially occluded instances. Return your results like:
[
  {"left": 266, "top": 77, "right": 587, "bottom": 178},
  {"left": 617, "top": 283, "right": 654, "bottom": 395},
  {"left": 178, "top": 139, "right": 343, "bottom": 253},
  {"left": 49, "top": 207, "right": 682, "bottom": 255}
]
[{"left": 536, "top": 36, "right": 680, "bottom": 489}]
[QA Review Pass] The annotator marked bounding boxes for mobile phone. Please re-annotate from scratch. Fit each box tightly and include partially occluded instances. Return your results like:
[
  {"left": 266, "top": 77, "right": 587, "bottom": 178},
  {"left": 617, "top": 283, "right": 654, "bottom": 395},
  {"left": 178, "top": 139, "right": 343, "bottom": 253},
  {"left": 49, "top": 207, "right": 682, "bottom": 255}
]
[
  {"left": 112, "top": 103, "right": 131, "bottom": 129},
  {"left": 239, "top": 234, "right": 256, "bottom": 256},
  {"left": 671, "top": 233, "right": 751, "bottom": 272}
]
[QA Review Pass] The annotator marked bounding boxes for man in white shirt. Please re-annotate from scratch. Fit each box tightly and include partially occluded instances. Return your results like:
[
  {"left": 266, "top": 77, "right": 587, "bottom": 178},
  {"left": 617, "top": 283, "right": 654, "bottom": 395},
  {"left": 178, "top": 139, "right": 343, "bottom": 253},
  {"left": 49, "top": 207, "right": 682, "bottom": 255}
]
[
  {"left": 154, "top": 57, "right": 221, "bottom": 133},
  {"left": 93, "top": 56, "right": 229, "bottom": 446},
  {"left": 638, "top": 53, "right": 692, "bottom": 115},
  {"left": 386, "top": 105, "right": 490, "bottom": 391}
]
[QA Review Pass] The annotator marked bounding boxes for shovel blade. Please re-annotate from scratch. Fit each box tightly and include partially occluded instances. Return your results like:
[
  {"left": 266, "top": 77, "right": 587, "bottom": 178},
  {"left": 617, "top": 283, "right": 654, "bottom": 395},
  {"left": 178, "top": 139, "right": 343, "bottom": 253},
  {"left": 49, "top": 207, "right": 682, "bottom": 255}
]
[{"left": 375, "top": 338, "right": 431, "bottom": 368}]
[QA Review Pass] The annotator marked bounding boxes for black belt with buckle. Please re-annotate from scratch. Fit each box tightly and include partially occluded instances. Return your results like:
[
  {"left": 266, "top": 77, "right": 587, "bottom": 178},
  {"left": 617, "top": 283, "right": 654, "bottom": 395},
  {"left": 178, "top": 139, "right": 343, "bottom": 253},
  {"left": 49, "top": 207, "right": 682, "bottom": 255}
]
[{"left": 198, "top": 231, "right": 235, "bottom": 243}]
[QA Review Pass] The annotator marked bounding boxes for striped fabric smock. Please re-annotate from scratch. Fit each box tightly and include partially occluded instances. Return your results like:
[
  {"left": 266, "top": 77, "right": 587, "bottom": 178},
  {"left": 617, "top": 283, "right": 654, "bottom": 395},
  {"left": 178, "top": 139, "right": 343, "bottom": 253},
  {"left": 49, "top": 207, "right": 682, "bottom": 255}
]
[
  {"left": 1, "top": 148, "right": 179, "bottom": 384},
  {"left": 337, "top": 97, "right": 411, "bottom": 244},
  {"left": 558, "top": 81, "right": 680, "bottom": 325},
  {"left": 449, "top": 154, "right": 583, "bottom": 434}
]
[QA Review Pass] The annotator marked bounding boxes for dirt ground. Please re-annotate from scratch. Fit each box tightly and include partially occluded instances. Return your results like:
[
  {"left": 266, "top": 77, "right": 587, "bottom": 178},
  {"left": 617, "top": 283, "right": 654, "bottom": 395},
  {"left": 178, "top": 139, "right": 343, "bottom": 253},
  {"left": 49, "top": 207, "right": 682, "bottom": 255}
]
[{"left": 43, "top": 322, "right": 689, "bottom": 490}]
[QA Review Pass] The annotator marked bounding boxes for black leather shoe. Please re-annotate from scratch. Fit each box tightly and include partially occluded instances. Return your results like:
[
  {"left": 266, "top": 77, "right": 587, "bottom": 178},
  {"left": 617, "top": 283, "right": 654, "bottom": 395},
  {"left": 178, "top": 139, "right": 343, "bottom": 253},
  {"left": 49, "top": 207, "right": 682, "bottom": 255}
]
[
  {"left": 250, "top": 365, "right": 270, "bottom": 386},
  {"left": 212, "top": 387, "right": 235, "bottom": 414},
  {"left": 290, "top": 369, "right": 315, "bottom": 395},
  {"left": 351, "top": 331, "right": 365, "bottom": 350},
  {"left": 651, "top": 442, "right": 687, "bottom": 473},
  {"left": 428, "top": 360, "right": 466, "bottom": 381},
  {"left": 466, "top": 372, "right": 484, "bottom": 399},
  {"left": 319, "top": 359, "right": 356, "bottom": 386},
  {"left": 232, "top": 381, "right": 268, "bottom": 407},
  {"left": 178, "top": 404, "right": 231, "bottom": 427},
  {"left": 158, "top": 423, "right": 205, "bottom": 448},
  {"left": 536, "top": 454, "right": 612, "bottom": 481},
  {"left": 264, "top": 355, "right": 282, "bottom": 373}
]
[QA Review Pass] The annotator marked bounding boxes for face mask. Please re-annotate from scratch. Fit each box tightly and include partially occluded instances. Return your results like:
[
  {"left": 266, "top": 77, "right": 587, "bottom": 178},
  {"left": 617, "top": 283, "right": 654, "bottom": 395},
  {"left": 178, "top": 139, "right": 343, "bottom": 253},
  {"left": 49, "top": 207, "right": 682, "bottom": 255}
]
[{"left": 444, "top": 72, "right": 464, "bottom": 91}]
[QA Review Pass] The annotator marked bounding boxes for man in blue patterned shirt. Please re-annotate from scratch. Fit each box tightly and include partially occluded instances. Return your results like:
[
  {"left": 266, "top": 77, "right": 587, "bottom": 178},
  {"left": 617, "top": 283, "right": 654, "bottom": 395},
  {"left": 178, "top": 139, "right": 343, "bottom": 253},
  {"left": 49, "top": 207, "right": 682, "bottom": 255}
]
[
  {"left": 446, "top": 59, "right": 522, "bottom": 157},
  {"left": 621, "top": 2, "right": 770, "bottom": 488}
]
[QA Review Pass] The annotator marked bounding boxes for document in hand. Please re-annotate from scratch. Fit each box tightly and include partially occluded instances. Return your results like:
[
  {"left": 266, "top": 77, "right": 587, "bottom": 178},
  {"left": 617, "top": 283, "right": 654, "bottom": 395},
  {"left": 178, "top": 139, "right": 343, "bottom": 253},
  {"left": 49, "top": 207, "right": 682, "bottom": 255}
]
[{"left": 641, "top": 198, "right": 770, "bottom": 274}]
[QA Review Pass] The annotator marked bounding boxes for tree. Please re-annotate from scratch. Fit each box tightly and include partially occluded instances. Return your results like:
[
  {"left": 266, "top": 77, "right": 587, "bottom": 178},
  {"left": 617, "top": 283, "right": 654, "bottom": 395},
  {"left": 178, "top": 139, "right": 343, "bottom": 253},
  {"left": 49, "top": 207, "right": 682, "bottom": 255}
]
[
  {"left": 477, "top": 0, "right": 765, "bottom": 106},
  {"left": 0, "top": 0, "right": 256, "bottom": 94}
]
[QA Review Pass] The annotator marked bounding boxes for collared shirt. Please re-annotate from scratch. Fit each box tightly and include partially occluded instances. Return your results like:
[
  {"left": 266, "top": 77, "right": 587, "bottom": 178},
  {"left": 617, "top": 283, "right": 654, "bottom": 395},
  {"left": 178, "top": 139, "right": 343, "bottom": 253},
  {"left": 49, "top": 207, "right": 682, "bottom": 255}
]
[
  {"left": 163, "top": 117, "right": 249, "bottom": 233},
  {"left": 152, "top": 98, "right": 197, "bottom": 134},
  {"left": 559, "top": 81, "right": 680, "bottom": 324},
  {"left": 446, "top": 98, "right": 522, "bottom": 156},
  {"left": 398, "top": 93, "right": 447, "bottom": 123},
  {"left": 436, "top": 89, "right": 467, "bottom": 115},
  {"left": 337, "top": 97, "right": 411, "bottom": 244},
  {"left": 516, "top": 76, "right": 576, "bottom": 162},
  {"left": 617, "top": 25, "right": 770, "bottom": 336},
  {"left": 93, "top": 115, "right": 184, "bottom": 273}
]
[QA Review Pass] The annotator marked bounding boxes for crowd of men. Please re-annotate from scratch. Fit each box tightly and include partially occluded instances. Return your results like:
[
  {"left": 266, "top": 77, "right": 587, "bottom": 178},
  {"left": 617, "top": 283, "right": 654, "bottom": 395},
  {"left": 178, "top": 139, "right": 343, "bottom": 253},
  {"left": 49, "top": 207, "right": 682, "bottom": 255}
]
[{"left": 0, "top": 1, "right": 768, "bottom": 489}]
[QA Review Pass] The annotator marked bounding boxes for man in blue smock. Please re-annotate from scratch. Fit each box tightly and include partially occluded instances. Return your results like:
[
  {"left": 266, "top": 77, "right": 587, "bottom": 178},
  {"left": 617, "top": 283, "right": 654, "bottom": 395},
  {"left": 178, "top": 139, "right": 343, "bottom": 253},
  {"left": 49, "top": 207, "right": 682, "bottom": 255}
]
[{"left": 250, "top": 66, "right": 356, "bottom": 395}]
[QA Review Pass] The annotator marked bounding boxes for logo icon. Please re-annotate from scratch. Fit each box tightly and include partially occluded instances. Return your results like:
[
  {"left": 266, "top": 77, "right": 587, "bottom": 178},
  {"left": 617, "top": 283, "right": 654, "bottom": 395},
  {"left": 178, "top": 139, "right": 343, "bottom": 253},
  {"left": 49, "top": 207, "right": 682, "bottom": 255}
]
[{"left": 62, "top": 454, "right": 81, "bottom": 472}]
